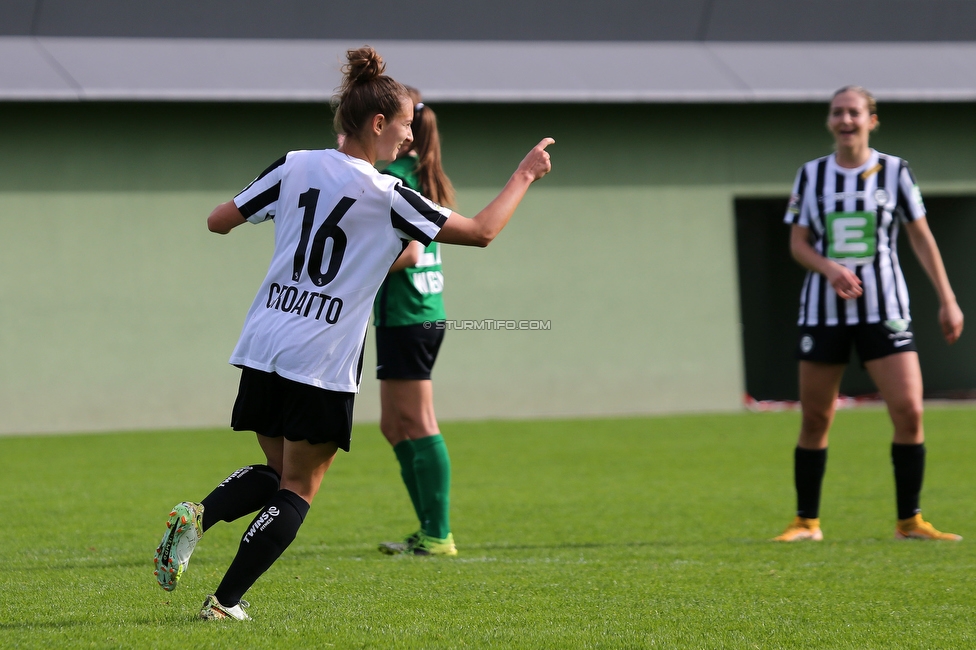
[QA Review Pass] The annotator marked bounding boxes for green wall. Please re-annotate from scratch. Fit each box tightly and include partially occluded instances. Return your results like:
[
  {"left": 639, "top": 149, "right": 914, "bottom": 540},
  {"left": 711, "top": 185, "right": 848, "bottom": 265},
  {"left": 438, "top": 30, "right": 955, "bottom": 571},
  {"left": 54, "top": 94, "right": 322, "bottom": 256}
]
[{"left": 1, "top": 102, "right": 974, "bottom": 434}]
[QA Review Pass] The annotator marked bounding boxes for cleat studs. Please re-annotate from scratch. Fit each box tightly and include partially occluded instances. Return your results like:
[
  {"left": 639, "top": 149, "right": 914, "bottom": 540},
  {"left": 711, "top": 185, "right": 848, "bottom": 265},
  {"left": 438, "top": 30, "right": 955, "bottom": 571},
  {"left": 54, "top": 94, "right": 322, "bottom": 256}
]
[
  {"left": 169, "top": 511, "right": 177, "bottom": 516},
  {"left": 166, "top": 521, "right": 171, "bottom": 528},
  {"left": 153, "top": 570, "right": 158, "bottom": 576},
  {"left": 181, "top": 516, "right": 187, "bottom": 524}
]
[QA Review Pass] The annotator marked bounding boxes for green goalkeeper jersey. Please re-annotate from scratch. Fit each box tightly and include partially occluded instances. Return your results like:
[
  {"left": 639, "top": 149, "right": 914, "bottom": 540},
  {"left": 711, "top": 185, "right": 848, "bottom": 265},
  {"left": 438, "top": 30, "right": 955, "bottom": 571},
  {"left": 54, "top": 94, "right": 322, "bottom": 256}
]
[{"left": 373, "top": 156, "right": 447, "bottom": 327}]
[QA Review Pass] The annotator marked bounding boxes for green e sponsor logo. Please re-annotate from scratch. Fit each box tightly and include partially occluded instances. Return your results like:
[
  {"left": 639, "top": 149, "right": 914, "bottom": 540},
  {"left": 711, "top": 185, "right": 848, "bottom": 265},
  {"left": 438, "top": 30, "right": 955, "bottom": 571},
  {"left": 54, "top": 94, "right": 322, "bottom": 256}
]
[{"left": 826, "top": 211, "right": 877, "bottom": 262}]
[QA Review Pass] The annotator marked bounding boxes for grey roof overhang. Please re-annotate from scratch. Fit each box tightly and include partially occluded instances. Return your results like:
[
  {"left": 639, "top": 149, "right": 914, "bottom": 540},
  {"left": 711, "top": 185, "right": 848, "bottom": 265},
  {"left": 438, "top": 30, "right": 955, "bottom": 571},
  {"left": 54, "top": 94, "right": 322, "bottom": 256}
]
[{"left": 3, "top": 37, "right": 976, "bottom": 103}]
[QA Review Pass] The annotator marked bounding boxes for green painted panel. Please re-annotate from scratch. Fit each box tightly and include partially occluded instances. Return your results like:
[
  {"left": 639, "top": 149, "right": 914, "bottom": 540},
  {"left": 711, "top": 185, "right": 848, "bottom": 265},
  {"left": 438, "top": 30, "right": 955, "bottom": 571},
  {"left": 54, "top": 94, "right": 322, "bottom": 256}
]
[
  {"left": 1, "top": 102, "right": 974, "bottom": 192},
  {"left": 0, "top": 184, "right": 742, "bottom": 433},
  {"left": 424, "top": 185, "right": 743, "bottom": 420},
  {"left": 0, "top": 192, "right": 272, "bottom": 433}
]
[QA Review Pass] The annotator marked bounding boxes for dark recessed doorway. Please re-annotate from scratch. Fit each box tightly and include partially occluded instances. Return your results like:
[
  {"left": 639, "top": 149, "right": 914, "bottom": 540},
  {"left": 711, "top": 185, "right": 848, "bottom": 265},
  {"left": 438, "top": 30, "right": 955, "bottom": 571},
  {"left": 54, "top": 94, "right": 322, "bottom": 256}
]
[{"left": 734, "top": 195, "right": 976, "bottom": 401}]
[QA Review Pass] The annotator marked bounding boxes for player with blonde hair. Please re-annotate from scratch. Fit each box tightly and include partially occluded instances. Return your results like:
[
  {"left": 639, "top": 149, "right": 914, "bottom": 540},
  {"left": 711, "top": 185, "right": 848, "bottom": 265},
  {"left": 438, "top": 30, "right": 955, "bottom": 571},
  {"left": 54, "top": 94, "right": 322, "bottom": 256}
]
[{"left": 775, "top": 86, "right": 963, "bottom": 543}]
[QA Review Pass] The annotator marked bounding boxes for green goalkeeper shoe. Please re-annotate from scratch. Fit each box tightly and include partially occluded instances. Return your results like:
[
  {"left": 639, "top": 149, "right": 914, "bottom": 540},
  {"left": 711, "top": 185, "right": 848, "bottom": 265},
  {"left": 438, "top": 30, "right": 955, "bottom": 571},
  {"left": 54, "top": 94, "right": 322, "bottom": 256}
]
[
  {"left": 378, "top": 530, "right": 422, "bottom": 555},
  {"left": 154, "top": 502, "right": 204, "bottom": 591},
  {"left": 411, "top": 532, "right": 458, "bottom": 556}
]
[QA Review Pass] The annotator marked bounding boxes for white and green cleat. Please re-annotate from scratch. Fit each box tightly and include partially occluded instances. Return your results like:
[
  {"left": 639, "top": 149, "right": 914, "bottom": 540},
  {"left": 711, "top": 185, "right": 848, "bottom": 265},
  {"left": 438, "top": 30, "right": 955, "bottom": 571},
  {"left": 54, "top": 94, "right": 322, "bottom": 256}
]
[
  {"left": 153, "top": 501, "right": 204, "bottom": 591},
  {"left": 199, "top": 594, "right": 251, "bottom": 621}
]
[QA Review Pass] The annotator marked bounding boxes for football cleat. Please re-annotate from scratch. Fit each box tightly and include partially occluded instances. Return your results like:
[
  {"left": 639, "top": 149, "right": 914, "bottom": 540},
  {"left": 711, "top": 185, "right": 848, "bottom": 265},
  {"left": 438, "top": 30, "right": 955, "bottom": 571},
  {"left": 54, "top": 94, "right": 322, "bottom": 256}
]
[
  {"left": 895, "top": 514, "right": 962, "bottom": 541},
  {"left": 199, "top": 594, "right": 251, "bottom": 621},
  {"left": 410, "top": 532, "right": 458, "bottom": 556},
  {"left": 154, "top": 502, "right": 204, "bottom": 591},
  {"left": 773, "top": 516, "right": 823, "bottom": 542},
  {"left": 378, "top": 530, "right": 422, "bottom": 555}
]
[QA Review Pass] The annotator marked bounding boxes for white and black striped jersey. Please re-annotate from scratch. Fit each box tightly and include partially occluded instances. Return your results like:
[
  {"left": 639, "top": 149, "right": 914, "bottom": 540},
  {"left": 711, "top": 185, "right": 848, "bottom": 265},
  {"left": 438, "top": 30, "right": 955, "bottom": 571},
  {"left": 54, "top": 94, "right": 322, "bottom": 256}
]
[
  {"left": 784, "top": 149, "right": 926, "bottom": 327},
  {"left": 229, "top": 149, "right": 451, "bottom": 392}
]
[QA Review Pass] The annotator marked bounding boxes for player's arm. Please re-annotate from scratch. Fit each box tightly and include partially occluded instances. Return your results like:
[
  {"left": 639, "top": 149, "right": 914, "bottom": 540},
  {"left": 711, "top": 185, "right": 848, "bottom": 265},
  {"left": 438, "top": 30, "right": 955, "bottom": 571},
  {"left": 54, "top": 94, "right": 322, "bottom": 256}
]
[
  {"left": 435, "top": 138, "right": 553, "bottom": 247},
  {"left": 208, "top": 201, "right": 247, "bottom": 234},
  {"left": 389, "top": 241, "right": 423, "bottom": 273},
  {"left": 789, "top": 224, "right": 863, "bottom": 300},
  {"left": 905, "top": 216, "right": 963, "bottom": 344}
]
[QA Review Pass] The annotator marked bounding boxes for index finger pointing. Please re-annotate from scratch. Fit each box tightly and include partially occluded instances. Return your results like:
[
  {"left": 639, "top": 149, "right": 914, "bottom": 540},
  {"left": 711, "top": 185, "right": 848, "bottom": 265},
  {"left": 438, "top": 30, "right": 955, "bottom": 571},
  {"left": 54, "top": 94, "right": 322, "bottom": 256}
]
[{"left": 537, "top": 137, "right": 555, "bottom": 150}]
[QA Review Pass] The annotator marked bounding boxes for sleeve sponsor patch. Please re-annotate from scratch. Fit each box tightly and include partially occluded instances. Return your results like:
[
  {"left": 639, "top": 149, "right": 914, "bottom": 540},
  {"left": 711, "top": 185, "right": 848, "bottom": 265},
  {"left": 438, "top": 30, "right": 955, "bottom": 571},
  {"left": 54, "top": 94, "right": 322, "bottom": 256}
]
[{"left": 787, "top": 193, "right": 801, "bottom": 214}]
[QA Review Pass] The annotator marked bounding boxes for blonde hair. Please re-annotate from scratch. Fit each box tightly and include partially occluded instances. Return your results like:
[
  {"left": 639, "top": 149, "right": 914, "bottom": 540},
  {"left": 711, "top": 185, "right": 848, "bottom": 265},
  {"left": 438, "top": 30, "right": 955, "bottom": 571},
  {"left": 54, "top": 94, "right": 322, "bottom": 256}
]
[{"left": 831, "top": 86, "right": 878, "bottom": 117}]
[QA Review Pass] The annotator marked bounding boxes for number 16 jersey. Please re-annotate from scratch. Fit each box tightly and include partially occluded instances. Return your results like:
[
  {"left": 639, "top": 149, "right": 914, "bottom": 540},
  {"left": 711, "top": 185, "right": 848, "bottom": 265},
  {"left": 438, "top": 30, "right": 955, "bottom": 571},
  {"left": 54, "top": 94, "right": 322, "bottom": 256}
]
[
  {"left": 229, "top": 149, "right": 451, "bottom": 392},
  {"left": 784, "top": 149, "right": 926, "bottom": 328}
]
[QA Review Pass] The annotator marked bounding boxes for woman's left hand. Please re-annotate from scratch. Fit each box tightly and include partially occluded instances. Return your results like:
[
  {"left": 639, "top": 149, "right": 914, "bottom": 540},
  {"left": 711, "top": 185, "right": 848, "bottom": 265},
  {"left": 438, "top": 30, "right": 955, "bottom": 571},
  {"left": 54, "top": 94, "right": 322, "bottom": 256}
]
[{"left": 939, "top": 300, "right": 964, "bottom": 344}]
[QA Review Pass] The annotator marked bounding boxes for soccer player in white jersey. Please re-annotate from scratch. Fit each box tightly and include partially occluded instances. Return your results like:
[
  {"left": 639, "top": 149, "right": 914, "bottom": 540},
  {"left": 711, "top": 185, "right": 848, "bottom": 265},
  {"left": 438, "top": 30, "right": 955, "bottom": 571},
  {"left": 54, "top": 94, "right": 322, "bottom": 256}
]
[
  {"left": 775, "top": 86, "right": 963, "bottom": 542},
  {"left": 152, "top": 46, "right": 553, "bottom": 620}
]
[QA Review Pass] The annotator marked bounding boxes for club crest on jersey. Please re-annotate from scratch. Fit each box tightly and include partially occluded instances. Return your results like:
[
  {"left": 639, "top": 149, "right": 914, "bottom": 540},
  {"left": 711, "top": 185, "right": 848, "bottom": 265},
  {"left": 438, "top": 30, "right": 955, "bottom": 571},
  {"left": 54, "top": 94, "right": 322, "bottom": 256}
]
[{"left": 873, "top": 189, "right": 889, "bottom": 205}]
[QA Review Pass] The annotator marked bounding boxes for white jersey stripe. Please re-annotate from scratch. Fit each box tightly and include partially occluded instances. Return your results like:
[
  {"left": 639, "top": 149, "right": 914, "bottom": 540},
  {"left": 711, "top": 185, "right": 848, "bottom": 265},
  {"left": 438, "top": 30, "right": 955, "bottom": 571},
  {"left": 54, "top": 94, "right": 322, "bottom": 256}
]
[
  {"left": 861, "top": 263, "right": 880, "bottom": 324},
  {"left": 824, "top": 277, "right": 838, "bottom": 326},
  {"left": 893, "top": 252, "right": 911, "bottom": 321},
  {"left": 807, "top": 273, "right": 821, "bottom": 325},
  {"left": 845, "top": 276, "right": 859, "bottom": 324}
]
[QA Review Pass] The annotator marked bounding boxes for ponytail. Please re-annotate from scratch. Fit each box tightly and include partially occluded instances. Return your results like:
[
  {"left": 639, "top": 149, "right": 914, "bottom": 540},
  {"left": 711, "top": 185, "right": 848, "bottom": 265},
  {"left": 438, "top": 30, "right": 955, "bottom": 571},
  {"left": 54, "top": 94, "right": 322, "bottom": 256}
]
[{"left": 410, "top": 101, "right": 456, "bottom": 208}]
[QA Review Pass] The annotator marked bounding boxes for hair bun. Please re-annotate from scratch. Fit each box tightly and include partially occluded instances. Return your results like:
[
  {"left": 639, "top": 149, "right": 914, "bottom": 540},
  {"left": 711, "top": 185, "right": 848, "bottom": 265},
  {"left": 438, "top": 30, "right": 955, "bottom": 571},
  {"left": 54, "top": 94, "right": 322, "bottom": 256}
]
[{"left": 344, "top": 46, "right": 385, "bottom": 84}]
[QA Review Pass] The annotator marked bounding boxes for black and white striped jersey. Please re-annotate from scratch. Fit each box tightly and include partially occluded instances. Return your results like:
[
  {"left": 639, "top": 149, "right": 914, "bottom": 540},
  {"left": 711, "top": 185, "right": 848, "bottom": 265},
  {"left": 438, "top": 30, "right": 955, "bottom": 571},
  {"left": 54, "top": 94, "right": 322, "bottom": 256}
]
[
  {"left": 784, "top": 149, "right": 926, "bottom": 327},
  {"left": 229, "top": 149, "right": 451, "bottom": 392}
]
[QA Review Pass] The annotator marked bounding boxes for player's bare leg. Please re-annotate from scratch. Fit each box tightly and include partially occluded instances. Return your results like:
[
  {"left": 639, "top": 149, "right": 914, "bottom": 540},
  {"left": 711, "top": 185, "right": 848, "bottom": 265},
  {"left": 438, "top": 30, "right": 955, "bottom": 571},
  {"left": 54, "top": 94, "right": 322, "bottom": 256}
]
[
  {"left": 797, "top": 361, "right": 846, "bottom": 450},
  {"left": 380, "top": 379, "right": 439, "bottom": 446},
  {"left": 865, "top": 352, "right": 923, "bottom": 445}
]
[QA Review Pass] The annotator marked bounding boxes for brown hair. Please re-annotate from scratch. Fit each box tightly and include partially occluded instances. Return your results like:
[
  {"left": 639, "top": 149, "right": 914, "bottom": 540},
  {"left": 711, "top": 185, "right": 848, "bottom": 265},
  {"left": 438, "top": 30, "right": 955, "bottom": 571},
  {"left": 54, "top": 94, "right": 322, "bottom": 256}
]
[
  {"left": 404, "top": 88, "right": 456, "bottom": 208},
  {"left": 831, "top": 86, "right": 878, "bottom": 117},
  {"left": 333, "top": 46, "right": 409, "bottom": 141}
]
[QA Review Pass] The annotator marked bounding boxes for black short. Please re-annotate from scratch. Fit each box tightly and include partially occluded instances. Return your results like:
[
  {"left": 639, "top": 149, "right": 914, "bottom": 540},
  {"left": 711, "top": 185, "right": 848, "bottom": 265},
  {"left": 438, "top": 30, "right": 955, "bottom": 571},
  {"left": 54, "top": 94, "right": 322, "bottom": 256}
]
[
  {"left": 231, "top": 366, "right": 355, "bottom": 451},
  {"left": 796, "top": 321, "right": 917, "bottom": 365},
  {"left": 375, "top": 323, "right": 445, "bottom": 380}
]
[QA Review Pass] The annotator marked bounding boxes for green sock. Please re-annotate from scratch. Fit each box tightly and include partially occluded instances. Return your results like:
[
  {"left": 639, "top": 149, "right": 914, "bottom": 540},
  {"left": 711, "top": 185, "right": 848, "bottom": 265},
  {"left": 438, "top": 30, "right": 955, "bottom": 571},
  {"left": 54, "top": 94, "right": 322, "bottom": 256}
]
[
  {"left": 393, "top": 440, "right": 424, "bottom": 527},
  {"left": 412, "top": 434, "right": 452, "bottom": 539}
]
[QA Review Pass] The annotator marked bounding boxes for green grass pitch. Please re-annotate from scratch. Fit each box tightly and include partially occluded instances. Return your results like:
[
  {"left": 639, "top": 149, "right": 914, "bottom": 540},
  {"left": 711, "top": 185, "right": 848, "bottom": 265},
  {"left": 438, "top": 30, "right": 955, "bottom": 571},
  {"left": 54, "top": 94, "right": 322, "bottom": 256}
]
[{"left": 2, "top": 408, "right": 975, "bottom": 648}]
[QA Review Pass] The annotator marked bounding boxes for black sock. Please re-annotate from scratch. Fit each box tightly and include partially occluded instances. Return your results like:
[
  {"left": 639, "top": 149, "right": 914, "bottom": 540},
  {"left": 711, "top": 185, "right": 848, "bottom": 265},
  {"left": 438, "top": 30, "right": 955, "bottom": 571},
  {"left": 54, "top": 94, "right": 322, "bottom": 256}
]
[
  {"left": 201, "top": 465, "right": 281, "bottom": 532},
  {"left": 892, "top": 443, "right": 925, "bottom": 520},
  {"left": 213, "top": 489, "right": 309, "bottom": 607},
  {"left": 795, "top": 447, "right": 827, "bottom": 519}
]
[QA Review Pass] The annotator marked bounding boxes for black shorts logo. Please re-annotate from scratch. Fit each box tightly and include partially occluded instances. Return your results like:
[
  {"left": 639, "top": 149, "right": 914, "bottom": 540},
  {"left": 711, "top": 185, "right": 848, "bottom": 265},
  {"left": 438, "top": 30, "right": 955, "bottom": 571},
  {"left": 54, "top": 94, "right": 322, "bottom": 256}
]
[
  {"left": 884, "top": 319, "right": 913, "bottom": 341},
  {"left": 800, "top": 334, "right": 815, "bottom": 354}
]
